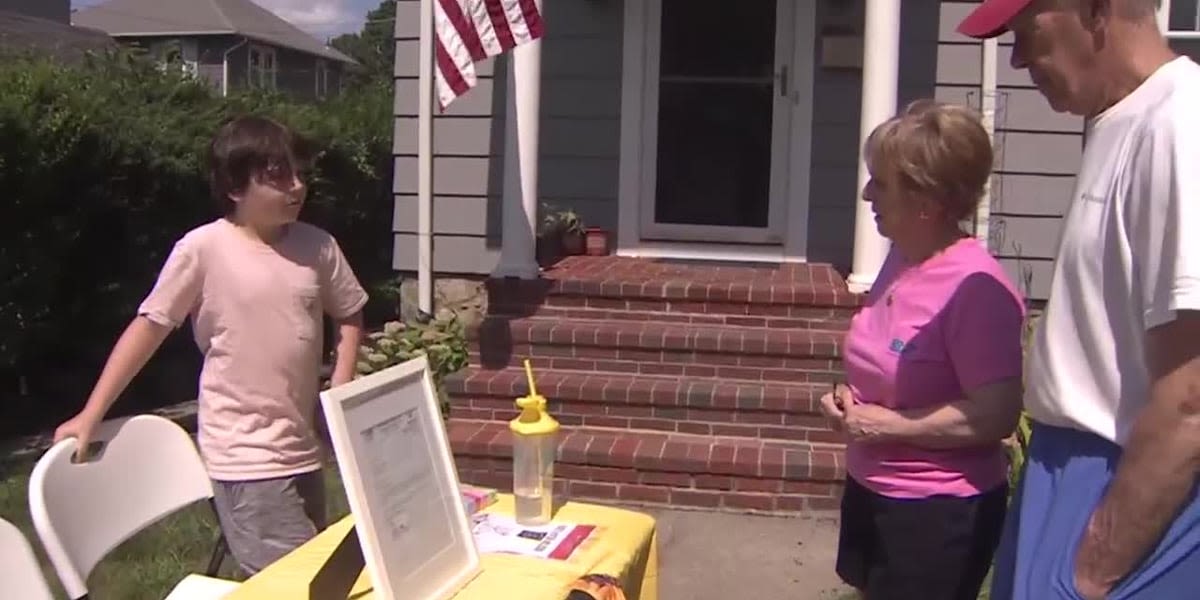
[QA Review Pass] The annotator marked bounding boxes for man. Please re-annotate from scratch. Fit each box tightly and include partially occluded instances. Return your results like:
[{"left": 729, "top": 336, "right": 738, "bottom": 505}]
[{"left": 957, "top": 1, "right": 1200, "bottom": 599}]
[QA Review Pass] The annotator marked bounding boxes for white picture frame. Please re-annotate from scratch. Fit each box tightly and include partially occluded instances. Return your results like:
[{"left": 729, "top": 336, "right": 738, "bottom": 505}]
[{"left": 319, "top": 355, "right": 481, "bottom": 600}]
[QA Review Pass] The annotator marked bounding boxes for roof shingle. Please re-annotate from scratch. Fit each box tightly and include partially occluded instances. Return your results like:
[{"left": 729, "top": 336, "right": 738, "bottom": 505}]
[
  {"left": 72, "top": 0, "right": 354, "bottom": 64},
  {"left": 0, "top": 10, "right": 115, "bottom": 62}
]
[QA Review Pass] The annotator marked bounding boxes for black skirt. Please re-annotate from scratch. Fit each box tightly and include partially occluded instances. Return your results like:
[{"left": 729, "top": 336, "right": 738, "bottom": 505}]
[{"left": 835, "top": 475, "right": 1009, "bottom": 600}]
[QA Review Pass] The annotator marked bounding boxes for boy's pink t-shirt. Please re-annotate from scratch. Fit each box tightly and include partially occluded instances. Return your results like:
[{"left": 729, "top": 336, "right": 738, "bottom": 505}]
[
  {"left": 843, "top": 237, "right": 1025, "bottom": 499},
  {"left": 138, "top": 219, "right": 368, "bottom": 481}
]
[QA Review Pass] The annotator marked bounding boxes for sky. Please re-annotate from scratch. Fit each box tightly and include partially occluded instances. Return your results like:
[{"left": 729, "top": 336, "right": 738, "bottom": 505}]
[{"left": 70, "top": 0, "right": 377, "bottom": 39}]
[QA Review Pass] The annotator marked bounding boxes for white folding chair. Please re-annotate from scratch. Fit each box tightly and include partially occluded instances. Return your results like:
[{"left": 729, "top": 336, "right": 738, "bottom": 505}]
[
  {"left": 28, "top": 414, "right": 240, "bottom": 600},
  {"left": 0, "top": 517, "right": 55, "bottom": 600}
]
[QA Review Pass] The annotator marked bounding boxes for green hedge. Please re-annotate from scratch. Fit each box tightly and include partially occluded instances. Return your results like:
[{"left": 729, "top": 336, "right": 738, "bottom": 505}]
[{"left": 0, "top": 51, "right": 395, "bottom": 436}]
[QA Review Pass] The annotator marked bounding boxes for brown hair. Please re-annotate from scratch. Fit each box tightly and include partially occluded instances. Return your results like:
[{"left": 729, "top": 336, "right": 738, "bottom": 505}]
[
  {"left": 864, "top": 99, "right": 994, "bottom": 222},
  {"left": 207, "top": 115, "right": 313, "bottom": 214}
]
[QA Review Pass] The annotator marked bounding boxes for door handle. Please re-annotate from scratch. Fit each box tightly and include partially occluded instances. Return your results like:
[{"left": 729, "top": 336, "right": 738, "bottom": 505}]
[{"left": 777, "top": 65, "right": 789, "bottom": 97}]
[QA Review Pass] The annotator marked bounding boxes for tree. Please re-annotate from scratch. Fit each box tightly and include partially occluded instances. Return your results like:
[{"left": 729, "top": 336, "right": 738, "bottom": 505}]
[{"left": 330, "top": 0, "right": 396, "bottom": 89}]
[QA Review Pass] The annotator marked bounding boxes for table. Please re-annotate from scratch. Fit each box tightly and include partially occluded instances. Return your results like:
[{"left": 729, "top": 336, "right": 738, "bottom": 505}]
[{"left": 223, "top": 494, "right": 659, "bottom": 600}]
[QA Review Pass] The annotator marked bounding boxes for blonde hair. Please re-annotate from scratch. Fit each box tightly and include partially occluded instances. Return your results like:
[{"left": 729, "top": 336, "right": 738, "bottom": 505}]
[{"left": 864, "top": 99, "right": 994, "bottom": 222}]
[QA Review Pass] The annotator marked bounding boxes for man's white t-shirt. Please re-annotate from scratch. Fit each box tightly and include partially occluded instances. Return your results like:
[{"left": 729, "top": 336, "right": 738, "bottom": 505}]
[{"left": 1025, "top": 56, "right": 1200, "bottom": 445}]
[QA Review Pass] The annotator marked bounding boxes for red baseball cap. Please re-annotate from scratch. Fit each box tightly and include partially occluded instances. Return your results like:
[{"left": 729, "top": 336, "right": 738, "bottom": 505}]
[{"left": 957, "top": 0, "right": 1036, "bottom": 39}]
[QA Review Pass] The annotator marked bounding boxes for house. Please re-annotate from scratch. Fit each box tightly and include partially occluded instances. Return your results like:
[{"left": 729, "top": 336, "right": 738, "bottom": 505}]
[
  {"left": 1, "top": 0, "right": 68, "bottom": 23},
  {"left": 0, "top": 0, "right": 114, "bottom": 61},
  {"left": 393, "top": 1, "right": 1200, "bottom": 513},
  {"left": 72, "top": 0, "right": 356, "bottom": 99}
]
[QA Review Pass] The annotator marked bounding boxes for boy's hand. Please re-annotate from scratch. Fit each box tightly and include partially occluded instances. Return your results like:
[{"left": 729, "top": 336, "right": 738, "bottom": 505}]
[
  {"left": 52, "top": 315, "right": 173, "bottom": 461},
  {"left": 54, "top": 410, "right": 102, "bottom": 461},
  {"left": 330, "top": 310, "right": 365, "bottom": 387}
]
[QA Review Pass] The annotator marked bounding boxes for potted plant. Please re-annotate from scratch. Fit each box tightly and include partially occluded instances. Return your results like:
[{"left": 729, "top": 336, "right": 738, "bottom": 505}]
[
  {"left": 537, "top": 206, "right": 564, "bottom": 267},
  {"left": 557, "top": 210, "right": 586, "bottom": 255}
]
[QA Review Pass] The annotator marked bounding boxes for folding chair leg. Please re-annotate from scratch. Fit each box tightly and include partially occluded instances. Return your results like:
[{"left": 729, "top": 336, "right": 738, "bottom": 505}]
[
  {"left": 205, "top": 534, "right": 229, "bottom": 577},
  {"left": 205, "top": 498, "right": 229, "bottom": 577}
]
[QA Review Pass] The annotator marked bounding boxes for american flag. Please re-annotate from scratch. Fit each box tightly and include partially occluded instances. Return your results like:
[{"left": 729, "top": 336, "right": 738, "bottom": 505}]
[{"left": 435, "top": 0, "right": 545, "bottom": 110}]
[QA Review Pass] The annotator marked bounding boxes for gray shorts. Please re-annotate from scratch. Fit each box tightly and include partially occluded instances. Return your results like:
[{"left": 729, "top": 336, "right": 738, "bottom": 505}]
[{"left": 211, "top": 469, "right": 326, "bottom": 576}]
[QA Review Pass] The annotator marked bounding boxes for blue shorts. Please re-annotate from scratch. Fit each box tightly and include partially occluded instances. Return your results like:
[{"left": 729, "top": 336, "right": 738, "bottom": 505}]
[{"left": 990, "top": 423, "right": 1200, "bottom": 599}]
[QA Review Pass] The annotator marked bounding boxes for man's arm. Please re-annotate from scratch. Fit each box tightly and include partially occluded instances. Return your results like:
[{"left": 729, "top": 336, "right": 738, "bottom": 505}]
[
  {"left": 1074, "top": 310, "right": 1200, "bottom": 595},
  {"left": 329, "top": 310, "right": 364, "bottom": 387}
]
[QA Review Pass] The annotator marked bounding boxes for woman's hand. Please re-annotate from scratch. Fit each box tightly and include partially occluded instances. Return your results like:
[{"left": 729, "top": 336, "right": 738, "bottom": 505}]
[
  {"left": 819, "top": 383, "right": 854, "bottom": 431},
  {"left": 843, "top": 400, "right": 904, "bottom": 443},
  {"left": 820, "top": 383, "right": 904, "bottom": 442},
  {"left": 818, "top": 390, "right": 846, "bottom": 423}
]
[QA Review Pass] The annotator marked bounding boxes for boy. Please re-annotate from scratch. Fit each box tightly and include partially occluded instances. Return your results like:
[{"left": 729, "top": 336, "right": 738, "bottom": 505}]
[{"left": 53, "top": 115, "right": 368, "bottom": 576}]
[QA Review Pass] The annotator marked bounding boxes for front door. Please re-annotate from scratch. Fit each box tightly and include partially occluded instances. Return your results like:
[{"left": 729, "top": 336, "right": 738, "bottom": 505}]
[{"left": 638, "top": 0, "right": 805, "bottom": 244}]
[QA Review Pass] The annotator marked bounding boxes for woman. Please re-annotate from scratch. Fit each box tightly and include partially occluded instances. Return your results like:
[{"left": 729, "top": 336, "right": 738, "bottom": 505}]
[{"left": 820, "top": 99, "right": 1025, "bottom": 600}]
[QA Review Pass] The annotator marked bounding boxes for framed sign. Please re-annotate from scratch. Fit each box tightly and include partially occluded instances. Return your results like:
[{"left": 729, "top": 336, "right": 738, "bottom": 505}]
[{"left": 319, "top": 355, "right": 481, "bottom": 600}]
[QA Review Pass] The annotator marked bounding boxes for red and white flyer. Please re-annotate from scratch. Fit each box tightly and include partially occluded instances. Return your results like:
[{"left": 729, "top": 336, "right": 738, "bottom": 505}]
[{"left": 470, "top": 513, "right": 596, "bottom": 561}]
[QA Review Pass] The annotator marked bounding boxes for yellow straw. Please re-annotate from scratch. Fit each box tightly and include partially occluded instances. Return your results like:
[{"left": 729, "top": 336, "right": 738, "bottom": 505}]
[{"left": 523, "top": 359, "right": 539, "bottom": 397}]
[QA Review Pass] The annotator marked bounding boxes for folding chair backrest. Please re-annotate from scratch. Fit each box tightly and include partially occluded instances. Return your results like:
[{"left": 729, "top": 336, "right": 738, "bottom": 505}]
[
  {"left": 0, "top": 517, "right": 56, "bottom": 600},
  {"left": 28, "top": 415, "right": 214, "bottom": 599}
]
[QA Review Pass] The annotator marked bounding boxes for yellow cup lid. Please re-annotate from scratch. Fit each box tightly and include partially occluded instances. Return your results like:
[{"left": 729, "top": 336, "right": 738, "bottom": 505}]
[{"left": 509, "top": 360, "right": 560, "bottom": 436}]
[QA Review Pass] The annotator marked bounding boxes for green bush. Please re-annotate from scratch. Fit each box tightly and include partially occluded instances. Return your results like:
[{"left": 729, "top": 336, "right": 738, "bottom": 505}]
[
  {"left": 1006, "top": 314, "right": 1040, "bottom": 491},
  {"left": 354, "top": 311, "right": 471, "bottom": 417},
  {"left": 0, "top": 49, "right": 394, "bottom": 435}
]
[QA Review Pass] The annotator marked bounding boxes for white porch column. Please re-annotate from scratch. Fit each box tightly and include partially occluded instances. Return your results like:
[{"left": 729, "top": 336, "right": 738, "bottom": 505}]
[
  {"left": 1156, "top": 0, "right": 1171, "bottom": 33},
  {"left": 492, "top": 8, "right": 544, "bottom": 280},
  {"left": 846, "top": 0, "right": 901, "bottom": 293}
]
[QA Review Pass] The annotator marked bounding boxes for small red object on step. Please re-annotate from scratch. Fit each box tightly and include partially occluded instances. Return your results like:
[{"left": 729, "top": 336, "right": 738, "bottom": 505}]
[{"left": 585, "top": 227, "right": 609, "bottom": 256}]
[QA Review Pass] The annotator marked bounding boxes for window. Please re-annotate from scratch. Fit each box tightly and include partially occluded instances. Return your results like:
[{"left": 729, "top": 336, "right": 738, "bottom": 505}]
[
  {"left": 248, "top": 45, "right": 278, "bottom": 90},
  {"left": 315, "top": 60, "right": 331, "bottom": 99},
  {"left": 1160, "top": 1, "right": 1200, "bottom": 37},
  {"left": 157, "top": 39, "right": 198, "bottom": 77}
]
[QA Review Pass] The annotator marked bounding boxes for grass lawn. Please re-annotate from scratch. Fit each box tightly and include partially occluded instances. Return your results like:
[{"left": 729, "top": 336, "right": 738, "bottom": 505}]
[{"left": 0, "top": 458, "right": 350, "bottom": 600}]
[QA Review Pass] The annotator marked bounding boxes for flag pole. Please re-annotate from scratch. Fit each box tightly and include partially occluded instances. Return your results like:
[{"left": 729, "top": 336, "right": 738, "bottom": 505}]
[{"left": 417, "top": 0, "right": 435, "bottom": 317}]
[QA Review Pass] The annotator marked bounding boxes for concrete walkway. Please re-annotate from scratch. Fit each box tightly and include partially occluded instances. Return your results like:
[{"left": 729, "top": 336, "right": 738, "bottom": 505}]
[{"left": 638, "top": 507, "right": 853, "bottom": 600}]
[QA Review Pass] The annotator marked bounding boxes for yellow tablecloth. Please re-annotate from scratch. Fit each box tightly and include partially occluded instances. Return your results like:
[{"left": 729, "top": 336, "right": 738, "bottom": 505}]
[{"left": 224, "top": 495, "right": 658, "bottom": 600}]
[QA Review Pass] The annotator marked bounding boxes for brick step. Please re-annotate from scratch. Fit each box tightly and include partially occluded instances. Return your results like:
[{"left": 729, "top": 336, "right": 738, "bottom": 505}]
[
  {"left": 494, "top": 303, "right": 852, "bottom": 331},
  {"left": 488, "top": 268, "right": 861, "bottom": 322},
  {"left": 447, "top": 419, "right": 846, "bottom": 514},
  {"left": 445, "top": 367, "right": 842, "bottom": 443},
  {"left": 473, "top": 317, "right": 844, "bottom": 384}
]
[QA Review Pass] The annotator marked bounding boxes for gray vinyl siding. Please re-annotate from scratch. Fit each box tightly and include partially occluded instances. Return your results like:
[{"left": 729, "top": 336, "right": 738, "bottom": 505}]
[
  {"left": 391, "top": 0, "right": 502, "bottom": 274},
  {"left": 113, "top": 35, "right": 339, "bottom": 99},
  {"left": 240, "top": 42, "right": 339, "bottom": 100},
  {"left": 391, "top": 0, "right": 622, "bottom": 274},
  {"left": 390, "top": 0, "right": 943, "bottom": 276},
  {"left": 807, "top": 1, "right": 941, "bottom": 269},
  {"left": 224, "top": 39, "right": 249, "bottom": 91},
  {"left": 196, "top": 35, "right": 241, "bottom": 94},
  {"left": 273, "top": 45, "right": 340, "bottom": 100},
  {"left": 388, "top": 0, "right": 1088, "bottom": 295},
  {"left": 934, "top": 2, "right": 1084, "bottom": 301},
  {"left": 120, "top": 35, "right": 232, "bottom": 93}
]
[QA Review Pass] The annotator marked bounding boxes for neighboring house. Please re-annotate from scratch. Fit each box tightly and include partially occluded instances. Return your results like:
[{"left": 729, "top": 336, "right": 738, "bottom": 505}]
[
  {"left": 0, "top": 0, "right": 114, "bottom": 61},
  {"left": 72, "top": 0, "right": 356, "bottom": 100},
  {"left": 1, "top": 0, "right": 68, "bottom": 23}
]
